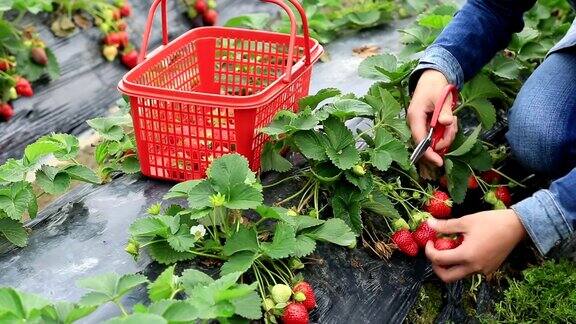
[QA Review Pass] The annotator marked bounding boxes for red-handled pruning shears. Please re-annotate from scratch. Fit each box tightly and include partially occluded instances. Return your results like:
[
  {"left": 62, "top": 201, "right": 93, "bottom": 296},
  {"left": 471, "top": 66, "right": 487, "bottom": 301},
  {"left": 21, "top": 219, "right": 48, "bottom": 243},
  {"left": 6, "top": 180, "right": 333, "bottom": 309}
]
[{"left": 409, "top": 84, "right": 459, "bottom": 166}]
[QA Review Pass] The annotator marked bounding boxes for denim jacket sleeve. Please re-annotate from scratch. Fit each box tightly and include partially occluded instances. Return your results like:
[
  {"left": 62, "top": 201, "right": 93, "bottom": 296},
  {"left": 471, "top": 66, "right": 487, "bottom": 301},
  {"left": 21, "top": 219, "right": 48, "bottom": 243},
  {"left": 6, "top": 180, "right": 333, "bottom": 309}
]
[
  {"left": 512, "top": 168, "right": 576, "bottom": 255},
  {"left": 409, "top": 0, "right": 536, "bottom": 90}
]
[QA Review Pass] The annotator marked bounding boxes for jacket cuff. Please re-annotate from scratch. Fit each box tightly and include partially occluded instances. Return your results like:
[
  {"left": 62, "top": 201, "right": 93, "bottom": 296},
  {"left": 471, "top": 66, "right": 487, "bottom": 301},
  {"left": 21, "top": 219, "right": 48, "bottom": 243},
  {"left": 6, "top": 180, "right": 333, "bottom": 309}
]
[
  {"left": 408, "top": 45, "right": 465, "bottom": 93},
  {"left": 512, "top": 189, "right": 574, "bottom": 256}
]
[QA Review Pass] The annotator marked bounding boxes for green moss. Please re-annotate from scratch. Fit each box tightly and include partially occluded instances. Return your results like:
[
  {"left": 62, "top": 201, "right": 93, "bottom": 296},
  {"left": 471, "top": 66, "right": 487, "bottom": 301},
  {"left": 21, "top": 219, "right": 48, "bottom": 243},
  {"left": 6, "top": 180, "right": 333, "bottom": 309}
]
[
  {"left": 407, "top": 283, "right": 443, "bottom": 324},
  {"left": 487, "top": 259, "right": 576, "bottom": 323}
]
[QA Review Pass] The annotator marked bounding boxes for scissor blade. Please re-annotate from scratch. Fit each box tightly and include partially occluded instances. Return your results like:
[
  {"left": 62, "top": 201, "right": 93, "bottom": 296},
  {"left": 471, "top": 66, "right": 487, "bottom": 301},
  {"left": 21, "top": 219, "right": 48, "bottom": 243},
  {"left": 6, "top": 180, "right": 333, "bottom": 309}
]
[{"left": 410, "top": 129, "right": 434, "bottom": 166}]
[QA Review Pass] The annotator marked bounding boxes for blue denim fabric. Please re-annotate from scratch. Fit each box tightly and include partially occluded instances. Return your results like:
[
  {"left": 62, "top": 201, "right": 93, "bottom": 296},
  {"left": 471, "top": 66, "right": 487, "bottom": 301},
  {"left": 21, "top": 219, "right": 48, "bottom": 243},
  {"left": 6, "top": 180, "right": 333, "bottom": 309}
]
[
  {"left": 408, "top": 1, "right": 576, "bottom": 255},
  {"left": 507, "top": 50, "right": 576, "bottom": 255}
]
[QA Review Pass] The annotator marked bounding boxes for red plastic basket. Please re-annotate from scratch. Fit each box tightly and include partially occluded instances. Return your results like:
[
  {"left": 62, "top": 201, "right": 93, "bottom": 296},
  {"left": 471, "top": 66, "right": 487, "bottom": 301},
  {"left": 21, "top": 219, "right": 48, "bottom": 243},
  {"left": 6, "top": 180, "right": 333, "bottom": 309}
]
[{"left": 118, "top": 0, "right": 323, "bottom": 181}]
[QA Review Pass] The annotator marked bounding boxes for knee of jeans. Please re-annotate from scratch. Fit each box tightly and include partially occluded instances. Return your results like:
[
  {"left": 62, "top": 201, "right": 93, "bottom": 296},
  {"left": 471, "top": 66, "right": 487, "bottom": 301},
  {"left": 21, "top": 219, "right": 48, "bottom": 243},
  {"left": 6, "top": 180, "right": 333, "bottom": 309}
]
[{"left": 506, "top": 100, "right": 563, "bottom": 174}]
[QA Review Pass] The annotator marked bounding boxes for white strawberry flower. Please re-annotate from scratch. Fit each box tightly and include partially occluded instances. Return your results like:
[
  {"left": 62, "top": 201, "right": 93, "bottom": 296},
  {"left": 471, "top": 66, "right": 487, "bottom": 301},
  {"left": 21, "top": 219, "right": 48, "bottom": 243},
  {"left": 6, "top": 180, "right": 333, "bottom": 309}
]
[{"left": 190, "top": 225, "right": 206, "bottom": 239}]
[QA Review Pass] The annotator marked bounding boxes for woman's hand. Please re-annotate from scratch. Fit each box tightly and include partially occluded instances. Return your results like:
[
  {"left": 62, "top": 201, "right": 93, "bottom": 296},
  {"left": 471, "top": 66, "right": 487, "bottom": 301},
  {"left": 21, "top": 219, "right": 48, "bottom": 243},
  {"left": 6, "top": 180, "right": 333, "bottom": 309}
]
[
  {"left": 425, "top": 209, "right": 527, "bottom": 283},
  {"left": 407, "top": 69, "right": 458, "bottom": 176}
]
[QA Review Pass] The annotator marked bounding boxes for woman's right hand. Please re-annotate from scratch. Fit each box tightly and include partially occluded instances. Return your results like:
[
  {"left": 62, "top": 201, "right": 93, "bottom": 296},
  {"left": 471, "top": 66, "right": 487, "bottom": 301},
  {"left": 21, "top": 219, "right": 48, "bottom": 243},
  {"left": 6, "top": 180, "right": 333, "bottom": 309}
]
[{"left": 407, "top": 69, "right": 458, "bottom": 176}]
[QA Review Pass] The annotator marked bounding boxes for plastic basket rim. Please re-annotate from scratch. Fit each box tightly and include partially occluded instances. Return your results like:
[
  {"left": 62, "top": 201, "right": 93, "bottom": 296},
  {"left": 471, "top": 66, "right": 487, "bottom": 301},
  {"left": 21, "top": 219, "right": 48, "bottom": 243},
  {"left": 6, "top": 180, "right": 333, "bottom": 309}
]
[{"left": 118, "top": 26, "right": 324, "bottom": 108}]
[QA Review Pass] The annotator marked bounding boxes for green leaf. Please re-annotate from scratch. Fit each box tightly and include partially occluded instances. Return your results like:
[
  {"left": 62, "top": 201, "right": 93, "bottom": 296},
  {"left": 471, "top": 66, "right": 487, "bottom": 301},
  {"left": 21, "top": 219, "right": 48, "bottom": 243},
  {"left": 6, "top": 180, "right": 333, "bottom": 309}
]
[
  {"left": 225, "top": 183, "right": 263, "bottom": 210},
  {"left": 148, "top": 241, "right": 196, "bottom": 265},
  {"left": 293, "top": 216, "right": 324, "bottom": 233},
  {"left": 488, "top": 54, "right": 523, "bottom": 80},
  {"left": 325, "top": 99, "right": 374, "bottom": 119},
  {"left": 167, "top": 226, "right": 197, "bottom": 252},
  {"left": 461, "top": 73, "right": 503, "bottom": 102},
  {"left": 447, "top": 126, "right": 481, "bottom": 157},
  {"left": 298, "top": 88, "right": 341, "bottom": 110},
  {"left": 121, "top": 156, "right": 140, "bottom": 174},
  {"left": 180, "top": 269, "right": 214, "bottom": 293},
  {"left": 418, "top": 14, "right": 452, "bottom": 29},
  {"left": 0, "top": 159, "right": 26, "bottom": 184},
  {"left": 0, "top": 183, "right": 34, "bottom": 221},
  {"left": 0, "top": 218, "right": 27, "bottom": 247},
  {"left": 45, "top": 48, "right": 60, "bottom": 80},
  {"left": 261, "top": 222, "right": 297, "bottom": 259},
  {"left": 148, "top": 266, "right": 178, "bottom": 302},
  {"left": 47, "top": 133, "right": 79, "bottom": 160},
  {"left": 293, "top": 131, "right": 328, "bottom": 161},
  {"left": 307, "top": 218, "right": 356, "bottom": 246},
  {"left": 362, "top": 190, "right": 400, "bottom": 219},
  {"left": 42, "top": 302, "right": 97, "bottom": 324},
  {"left": 148, "top": 300, "right": 198, "bottom": 322},
  {"left": 358, "top": 54, "right": 397, "bottom": 80},
  {"left": 106, "top": 313, "right": 167, "bottom": 324},
  {"left": 224, "top": 13, "right": 270, "bottom": 30},
  {"left": 370, "top": 129, "right": 409, "bottom": 170},
  {"left": 0, "top": 288, "right": 50, "bottom": 319},
  {"left": 230, "top": 290, "right": 262, "bottom": 320},
  {"left": 129, "top": 217, "right": 169, "bottom": 238},
  {"left": 223, "top": 226, "right": 259, "bottom": 256},
  {"left": 463, "top": 143, "right": 493, "bottom": 171},
  {"left": 323, "top": 117, "right": 360, "bottom": 169},
  {"left": 220, "top": 251, "right": 257, "bottom": 276},
  {"left": 187, "top": 180, "right": 215, "bottom": 210},
  {"left": 444, "top": 158, "right": 471, "bottom": 204},
  {"left": 23, "top": 139, "right": 62, "bottom": 166},
  {"left": 164, "top": 180, "right": 202, "bottom": 200},
  {"left": 208, "top": 154, "right": 254, "bottom": 191},
  {"left": 463, "top": 98, "right": 497, "bottom": 129},
  {"left": 291, "top": 235, "right": 316, "bottom": 257},
  {"left": 331, "top": 185, "right": 363, "bottom": 234},
  {"left": 36, "top": 169, "right": 71, "bottom": 195},
  {"left": 78, "top": 274, "right": 147, "bottom": 307},
  {"left": 260, "top": 142, "right": 292, "bottom": 173},
  {"left": 63, "top": 165, "right": 101, "bottom": 184},
  {"left": 87, "top": 116, "right": 132, "bottom": 141}
]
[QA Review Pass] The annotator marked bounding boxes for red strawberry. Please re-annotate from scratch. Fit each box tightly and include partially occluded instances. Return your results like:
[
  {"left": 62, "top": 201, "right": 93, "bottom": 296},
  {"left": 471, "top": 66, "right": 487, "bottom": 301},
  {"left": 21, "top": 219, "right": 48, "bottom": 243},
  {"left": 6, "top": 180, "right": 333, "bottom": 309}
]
[
  {"left": 195, "top": 0, "right": 207, "bottom": 13},
  {"left": 468, "top": 176, "right": 479, "bottom": 189},
  {"left": 112, "top": 9, "right": 122, "bottom": 20},
  {"left": 15, "top": 77, "right": 33, "bottom": 97},
  {"left": 434, "top": 237, "right": 459, "bottom": 250},
  {"left": 424, "top": 190, "right": 452, "bottom": 219},
  {"left": 30, "top": 47, "right": 48, "bottom": 65},
  {"left": 282, "top": 302, "right": 309, "bottom": 324},
  {"left": 118, "top": 21, "right": 128, "bottom": 31},
  {"left": 202, "top": 9, "right": 218, "bottom": 25},
  {"left": 494, "top": 186, "right": 511, "bottom": 207},
  {"left": 116, "top": 31, "right": 129, "bottom": 47},
  {"left": 121, "top": 49, "right": 138, "bottom": 69},
  {"left": 293, "top": 281, "right": 316, "bottom": 311},
  {"left": 104, "top": 32, "right": 121, "bottom": 47},
  {"left": 120, "top": 4, "right": 132, "bottom": 17},
  {"left": 413, "top": 221, "right": 437, "bottom": 248},
  {"left": 0, "top": 103, "right": 14, "bottom": 121},
  {"left": 481, "top": 170, "right": 501, "bottom": 184},
  {"left": 392, "top": 229, "right": 419, "bottom": 257},
  {"left": 0, "top": 58, "right": 12, "bottom": 71}
]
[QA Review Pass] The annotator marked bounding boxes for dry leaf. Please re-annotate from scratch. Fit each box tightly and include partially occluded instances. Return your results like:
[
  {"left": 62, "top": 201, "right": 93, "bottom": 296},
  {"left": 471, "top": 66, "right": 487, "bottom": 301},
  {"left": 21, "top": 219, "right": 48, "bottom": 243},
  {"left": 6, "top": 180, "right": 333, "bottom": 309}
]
[
  {"left": 353, "top": 45, "right": 381, "bottom": 58},
  {"left": 73, "top": 13, "right": 93, "bottom": 30}
]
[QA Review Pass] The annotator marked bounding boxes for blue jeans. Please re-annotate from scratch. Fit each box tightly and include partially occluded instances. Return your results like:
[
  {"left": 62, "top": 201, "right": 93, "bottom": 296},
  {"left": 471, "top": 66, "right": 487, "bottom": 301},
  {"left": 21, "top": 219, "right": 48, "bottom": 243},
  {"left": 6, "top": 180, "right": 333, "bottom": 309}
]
[{"left": 506, "top": 49, "right": 576, "bottom": 255}]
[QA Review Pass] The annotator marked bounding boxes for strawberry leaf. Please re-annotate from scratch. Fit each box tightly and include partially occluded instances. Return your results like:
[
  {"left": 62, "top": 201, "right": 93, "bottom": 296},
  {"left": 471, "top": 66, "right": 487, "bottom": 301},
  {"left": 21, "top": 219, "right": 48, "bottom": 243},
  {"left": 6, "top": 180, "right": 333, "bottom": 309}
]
[
  {"left": 306, "top": 218, "right": 356, "bottom": 246},
  {"left": 225, "top": 183, "right": 263, "bottom": 210},
  {"left": 36, "top": 168, "right": 71, "bottom": 195},
  {"left": 0, "top": 218, "right": 27, "bottom": 247},
  {"left": 261, "top": 142, "right": 292, "bottom": 173},
  {"left": 63, "top": 165, "right": 101, "bottom": 184},
  {"left": 220, "top": 251, "right": 257, "bottom": 276},
  {"left": 298, "top": 88, "right": 341, "bottom": 110},
  {"left": 323, "top": 117, "right": 360, "bottom": 169},
  {"left": 447, "top": 126, "right": 481, "bottom": 157},
  {"left": 444, "top": 158, "right": 471, "bottom": 204},
  {"left": 291, "top": 235, "right": 316, "bottom": 257},
  {"left": 462, "top": 98, "right": 496, "bottom": 129},
  {"left": 370, "top": 129, "right": 410, "bottom": 170},
  {"left": 41, "top": 302, "right": 97, "bottom": 324},
  {"left": 362, "top": 190, "right": 401, "bottom": 219},
  {"left": 224, "top": 13, "right": 271, "bottom": 30},
  {"left": 0, "top": 287, "right": 50, "bottom": 320},
  {"left": 167, "top": 225, "right": 197, "bottom": 252},
  {"left": 331, "top": 184, "right": 363, "bottom": 234},
  {"left": 148, "top": 266, "right": 179, "bottom": 302},
  {"left": 461, "top": 73, "right": 503, "bottom": 102},
  {"left": 77, "top": 273, "right": 148, "bottom": 307},
  {"left": 148, "top": 241, "right": 196, "bottom": 265},
  {"left": 324, "top": 98, "right": 374, "bottom": 119},
  {"left": 260, "top": 222, "right": 297, "bottom": 259},
  {"left": 293, "top": 131, "right": 328, "bottom": 161},
  {"left": 223, "top": 226, "right": 259, "bottom": 256},
  {"left": 0, "top": 159, "right": 27, "bottom": 184},
  {"left": 230, "top": 290, "right": 262, "bottom": 320}
]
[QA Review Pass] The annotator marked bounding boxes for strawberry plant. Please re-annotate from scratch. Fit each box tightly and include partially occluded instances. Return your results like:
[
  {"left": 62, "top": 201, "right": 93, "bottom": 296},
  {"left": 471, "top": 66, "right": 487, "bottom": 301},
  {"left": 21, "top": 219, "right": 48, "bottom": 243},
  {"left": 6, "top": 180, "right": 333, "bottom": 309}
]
[
  {"left": 183, "top": 0, "right": 218, "bottom": 27},
  {"left": 124, "top": 153, "right": 355, "bottom": 322},
  {"left": 88, "top": 97, "right": 139, "bottom": 181},
  {"left": 0, "top": 133, "right": 101, "bottom": 248},
  {"left": 225, "top": 0, "right": 440, "bottom": 45}
]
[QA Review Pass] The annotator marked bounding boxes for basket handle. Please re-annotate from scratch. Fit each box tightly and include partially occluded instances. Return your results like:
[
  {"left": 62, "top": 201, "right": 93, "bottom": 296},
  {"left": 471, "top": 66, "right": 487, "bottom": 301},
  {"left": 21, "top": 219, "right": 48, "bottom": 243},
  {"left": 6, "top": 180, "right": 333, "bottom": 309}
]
[{"left": 138, "top": 0, "right": 313, "bottom": 83}]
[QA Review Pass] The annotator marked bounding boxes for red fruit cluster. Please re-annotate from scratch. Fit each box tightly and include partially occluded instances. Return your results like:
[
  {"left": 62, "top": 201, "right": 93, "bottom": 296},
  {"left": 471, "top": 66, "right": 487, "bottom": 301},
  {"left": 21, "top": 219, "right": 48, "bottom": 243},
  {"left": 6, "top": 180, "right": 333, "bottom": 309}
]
[
  {"left": 101, "top": 1, "right": 138, "bottom": 69},
  {"left": 15, "top": 77, "right": 33, "bottom": 97},
  {"left": 424, "top": 190, "right": 452, "bottom": 219},
  {"left": 192, "top": 0, "right": 218, "bottom": 26},
  {"left": 280, "top": 281, "right": 317, "bottom": 324},
  {"left": 392, "top": 228, "right": 419, "bottom": 256}
]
